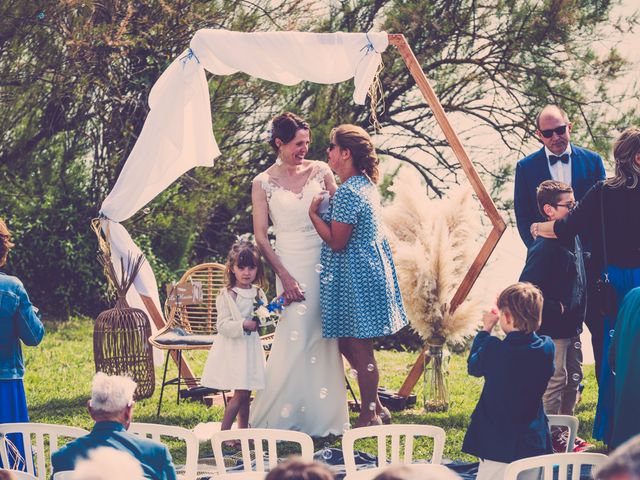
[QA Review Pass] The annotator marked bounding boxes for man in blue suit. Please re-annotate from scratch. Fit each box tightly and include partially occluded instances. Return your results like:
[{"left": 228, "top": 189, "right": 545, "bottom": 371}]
[
  {"left": 515, "top": 105, "right": 605, "bottom": 246},
  {"left": 52, "top": 373, "right": 177, "bottom": 480},
  {"left": 514, "top": 104, "right": 606, "bottom": 388}
]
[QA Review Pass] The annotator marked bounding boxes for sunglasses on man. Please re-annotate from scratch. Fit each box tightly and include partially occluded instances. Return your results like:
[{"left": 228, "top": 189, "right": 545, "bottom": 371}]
[{"left": 539, "top": 125, "right": 568, "bottom": 138}]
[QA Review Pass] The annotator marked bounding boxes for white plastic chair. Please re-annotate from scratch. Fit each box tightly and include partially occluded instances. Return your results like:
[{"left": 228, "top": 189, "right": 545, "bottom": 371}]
[
  {"left": 52, "top": 472, "right": 75, "bottom": 479},
  {"left": 211, "top": 428, "right": 314, "bottom": 476},
  {"left": 504, "top": 452, "right": 608, "bottom": 480},
  {"left": 127, "top": 422, "right": 199, "bottom": 480},
  {"left": 342, "top": 424, "right": 446, "bottom": 479},
  {"left": 547, "top": 415, "right": 579, "bottom": 453},
  {"left": 345, "top": 463, "right": 453, "bottom": 480},
  {"left": 215, "top": 473, "right": 266, "bottom": 480},
  {"left": 0, "top": 468, "right": 39, "bottom": 480},
  {"left": 0, "top": 423, "right": 89, "bottom": 480}
]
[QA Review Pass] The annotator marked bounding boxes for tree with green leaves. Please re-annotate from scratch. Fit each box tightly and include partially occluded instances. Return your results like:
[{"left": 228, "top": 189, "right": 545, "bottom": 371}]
[{"left": 0, "top": 0, "right": 637, "bottom": 318}]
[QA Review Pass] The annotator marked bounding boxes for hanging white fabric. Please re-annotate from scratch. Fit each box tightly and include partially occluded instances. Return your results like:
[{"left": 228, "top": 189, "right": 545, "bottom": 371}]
[{"left": 99, "top": 30, "right": 389, "bottom": 353}]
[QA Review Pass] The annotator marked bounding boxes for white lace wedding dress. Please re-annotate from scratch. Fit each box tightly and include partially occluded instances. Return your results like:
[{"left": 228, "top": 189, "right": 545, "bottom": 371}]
[{"left": 249, "top": 161, "right": 349, "bottom": 436}]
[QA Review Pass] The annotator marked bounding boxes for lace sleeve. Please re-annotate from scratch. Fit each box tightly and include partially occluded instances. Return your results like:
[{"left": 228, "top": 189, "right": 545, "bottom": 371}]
[
  {"left": 312, "top": 161, "right": 333, "bottom": 189},
  {"left": 255, "top": 172, "right": 275, "bottom": 200}
]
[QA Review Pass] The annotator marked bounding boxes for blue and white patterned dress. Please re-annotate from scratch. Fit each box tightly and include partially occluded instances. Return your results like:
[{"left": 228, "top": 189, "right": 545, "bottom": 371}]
[{"left": 320, "top": 175, "right": 408, "bottom": 338}]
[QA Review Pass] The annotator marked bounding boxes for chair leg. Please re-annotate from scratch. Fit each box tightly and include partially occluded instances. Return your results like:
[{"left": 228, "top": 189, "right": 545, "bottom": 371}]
[
  {"left": 345, "top": 374, "right": 360, "bottom": 410},
  {"left": 176, "top": 350, "right": 182, "bottom": 405},
  {"left": 157, "top": 350, "right": 171, "bottom": 417}
]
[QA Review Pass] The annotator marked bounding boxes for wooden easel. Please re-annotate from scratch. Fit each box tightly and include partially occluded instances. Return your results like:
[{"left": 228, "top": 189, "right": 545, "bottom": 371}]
[{"left": 386, "top": 34, "right": 507, "bottom": 398}]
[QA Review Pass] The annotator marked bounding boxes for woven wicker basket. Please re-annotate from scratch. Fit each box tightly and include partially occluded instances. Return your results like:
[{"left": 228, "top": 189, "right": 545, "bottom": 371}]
[{"left": 93, "top": 254, "right": 155, "bottom": 400}]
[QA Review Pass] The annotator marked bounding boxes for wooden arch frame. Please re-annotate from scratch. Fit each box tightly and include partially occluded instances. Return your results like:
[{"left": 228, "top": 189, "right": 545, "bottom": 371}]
[
  {"left": 387, "top": 34, "right": 506, "bottom": 396},
  {"left": 138, "top": 33, "right": 507, "bottom": 394}
]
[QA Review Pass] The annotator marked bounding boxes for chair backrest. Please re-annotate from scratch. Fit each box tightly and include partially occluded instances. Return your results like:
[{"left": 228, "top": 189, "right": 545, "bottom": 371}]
[
  {"left": 0, "top": 423, "right": 89, "bottom": 480},
  {"left": 127, "top": 423, "right": 199, "bottom": 480},
  {"left": 344, "top": 463, "right": 453, "bottom": 480},
  {"left": 342, "top": 424, "right": 446, "bottom": 476},
  {"left": 52, "top": 472, "right": 75, "bottom": 480},
  {"left": 1, "top": 468, "right": 39, "bottom": 480},
  {"left": 168, "top": 263, "right": 226, "bottom": 335},
  {"left": 215, "top": 473, "right": 266, "bottom": 480},
  {"left": 504, "top": 452, "right": 608, "bottom": 480},
  {"left": 547, "top": 414, "right": 579, "bottom": 453},
  {"left": 211, "top": 428, "right": 314, "bottom": 475}
]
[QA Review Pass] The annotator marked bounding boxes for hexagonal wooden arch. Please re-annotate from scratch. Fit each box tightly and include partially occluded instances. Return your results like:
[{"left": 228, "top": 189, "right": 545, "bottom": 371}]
[
  {"left": 136, "top": 33, "right": 508, "bottom": 395},
  {"left": 387, "top": 34, "right": 507, "bottom": 397}
]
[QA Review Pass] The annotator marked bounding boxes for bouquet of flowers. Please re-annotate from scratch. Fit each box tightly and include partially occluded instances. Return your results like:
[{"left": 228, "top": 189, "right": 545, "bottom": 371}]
[{"left": 245, "top": 296, "right": 284, "bottom": 335}]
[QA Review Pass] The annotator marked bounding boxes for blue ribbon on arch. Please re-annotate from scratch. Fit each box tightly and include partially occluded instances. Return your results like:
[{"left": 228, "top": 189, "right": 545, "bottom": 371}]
[
  {"left": 360, "top": 32, "right": 378, "bottom": 54},
  {"left": 180, "top": 48, "right": 200, "bottom": 66}
]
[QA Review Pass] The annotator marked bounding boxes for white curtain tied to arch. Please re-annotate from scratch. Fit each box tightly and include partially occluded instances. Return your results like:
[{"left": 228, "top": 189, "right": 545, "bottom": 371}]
[{"left": 98, "top": 30, "right": 389, "bottom": 360}]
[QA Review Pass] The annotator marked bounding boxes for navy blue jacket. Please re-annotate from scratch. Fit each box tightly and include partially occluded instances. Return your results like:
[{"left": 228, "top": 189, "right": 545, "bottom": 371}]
[
  {"left": 51, "top": 421, "right": 177, "bottom": 480},
  {"left": 462, "top": 331, "right": 555, "bottom": 463},
  {"left": 514, "top": 144, "right": 605, "bottom": 247},
  {"left": 519, "top": 236, "right": 587, "bottom": 339}
]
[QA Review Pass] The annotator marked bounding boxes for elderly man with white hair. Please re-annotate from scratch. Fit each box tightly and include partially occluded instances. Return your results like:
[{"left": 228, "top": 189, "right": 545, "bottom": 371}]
[{"left": 51, "top": 373, "right": 177, "bottom": 480}]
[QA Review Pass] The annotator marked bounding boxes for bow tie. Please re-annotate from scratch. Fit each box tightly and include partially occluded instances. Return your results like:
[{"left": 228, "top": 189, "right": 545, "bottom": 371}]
[{"left": 549, "top": 154, "right": 570, "bottom": 165}]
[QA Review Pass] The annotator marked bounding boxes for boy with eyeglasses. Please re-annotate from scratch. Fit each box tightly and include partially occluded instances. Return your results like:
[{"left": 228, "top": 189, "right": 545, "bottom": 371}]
[{"left": 519, "top": 180, "right": 593, "bottom": 453}]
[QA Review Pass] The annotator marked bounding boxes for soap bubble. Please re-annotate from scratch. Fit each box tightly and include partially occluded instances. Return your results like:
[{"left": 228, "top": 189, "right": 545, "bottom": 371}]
[
  {"left": 574, "top": 342, "right": 582, "bottom": 350},
  {"left": 322, "top": 446, "right": 333, "bottom": 460},
  {"left": 280, "top": 404, "right": 292, "bottom": 418},
  {"left": 310, "top": 356, "right": 317, "bottom": 364},
  {"left": 314, "top": 264, "right": 324, "bottom": 273},
  {"left": 319, "top": 388, "right": 328, "bottom": 399},
  {"left": 290, "top": 330, "right": 299, "bottom": 341},
  {"left": 366, "top": 363, "right": 375, "bottom": 372},
  {"left": 321, "top": 273, "right": 334, "bottom": 285},
  {"left": 609, "top": 329, "right": 615, "bottom": 338},
  {"left": 296, "top": 304, "right": 307, "bottom": 316},
  {"left": 349, "top": 369, "right": 358, "bottom": 379},
  {"left": 342, "top": 422, "right": 351, "bottom": 433},
  {"left": 572, "top": 373, "right": 581, "bottom": 382},
  {"left": 369, "top": 402, "right": 376, "bottom": 411},
  {"left": 299, "top": 283, "right": 307, "bottom": 291},
  {"left": 300, "top": 406, "right": 306, "bottom": 413}
]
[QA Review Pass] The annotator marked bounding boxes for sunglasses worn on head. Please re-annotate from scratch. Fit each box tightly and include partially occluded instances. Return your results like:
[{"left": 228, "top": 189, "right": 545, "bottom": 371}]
[{"left": 540, "top": 125, "right": 568, "bottom": 138}]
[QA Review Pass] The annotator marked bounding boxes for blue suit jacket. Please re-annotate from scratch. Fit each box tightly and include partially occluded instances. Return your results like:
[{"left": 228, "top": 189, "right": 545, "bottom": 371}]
[
  {"left": 462, "top": 330, "right": 555, "bottom": 463},
  {"left": 51, "top": 421, "right": 177, "bottom": 480},
  {"left": 514, "top": 144, "right": 605, "bottom": 247}
]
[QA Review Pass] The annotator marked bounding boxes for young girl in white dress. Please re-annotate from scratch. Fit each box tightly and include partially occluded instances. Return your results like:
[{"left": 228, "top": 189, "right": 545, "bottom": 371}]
[{"left": 201, "top": 240, "right": 268, "bottom": 431}]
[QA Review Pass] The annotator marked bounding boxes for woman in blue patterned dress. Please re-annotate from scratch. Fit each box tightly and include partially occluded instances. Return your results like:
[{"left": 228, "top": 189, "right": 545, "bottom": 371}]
[{"left": 309, "top": 124, "right": 408, "bottom": 428}]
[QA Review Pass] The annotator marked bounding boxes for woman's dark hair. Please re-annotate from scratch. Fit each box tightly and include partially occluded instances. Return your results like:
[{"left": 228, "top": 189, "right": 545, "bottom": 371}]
[
  {"left": 264, "top": 459, "right": 335, "bottom": 480},
  {"left": 269, "top": 112, "right": 311, "bottom": 153},
  {"left": 331, "top": 124, "right": 380, "bottom": 183},
  {"left": 224, "top": 239, "right": 266, "bottom": 289},
  {"left": 0, "top": 217, "right": 15, "bottom": 267},
  {"left": 606, "top": 126, "right": 640, "bottom": 189}
]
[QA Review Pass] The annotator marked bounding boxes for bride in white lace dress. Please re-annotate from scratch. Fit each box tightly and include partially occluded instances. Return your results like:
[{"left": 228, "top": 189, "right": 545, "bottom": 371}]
[{"left": 250, "top": 112, "right": 349, "bottom": 436}]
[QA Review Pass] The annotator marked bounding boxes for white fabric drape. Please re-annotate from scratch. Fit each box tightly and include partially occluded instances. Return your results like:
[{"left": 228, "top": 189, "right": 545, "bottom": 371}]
[{"left": 99, "top": 30, "right": 389, "bottom": 354}]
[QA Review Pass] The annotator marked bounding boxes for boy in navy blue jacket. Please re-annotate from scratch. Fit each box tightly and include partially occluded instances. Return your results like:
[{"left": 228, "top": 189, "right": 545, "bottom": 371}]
[
  {"left": 519, "top": 180, "right": 590, "bottom": 452},
  {"left": 462, "top": 282, "right": 554, "bottom": 480}
]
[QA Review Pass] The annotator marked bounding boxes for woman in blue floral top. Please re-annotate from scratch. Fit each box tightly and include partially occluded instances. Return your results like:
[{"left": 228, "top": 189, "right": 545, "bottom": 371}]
[{"left": 309, "top": 124, "right": 408, "bottom": 427}]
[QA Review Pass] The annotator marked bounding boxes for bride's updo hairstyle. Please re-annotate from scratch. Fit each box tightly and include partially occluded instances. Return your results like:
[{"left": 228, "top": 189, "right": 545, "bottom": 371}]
[
  {"left": 331, "top": 124, "right": 380, "bottom": 184},
  {"left": 0, "top": 217, "right": 15, "bottom": 267},
  {"left": 268, "top": 112, "right": 311, "bottom": 153}
]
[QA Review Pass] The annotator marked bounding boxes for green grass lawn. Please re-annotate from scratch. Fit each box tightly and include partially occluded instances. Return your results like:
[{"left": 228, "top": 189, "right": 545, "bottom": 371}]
[{"left": 23, "top": 317, "right": 604, "bottom": 464}]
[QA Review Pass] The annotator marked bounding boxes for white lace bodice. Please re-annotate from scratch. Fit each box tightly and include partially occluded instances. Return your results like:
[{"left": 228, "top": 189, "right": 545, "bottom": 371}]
[{"left": 256, "top": 162, "right": 332, "bottom": 235}]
